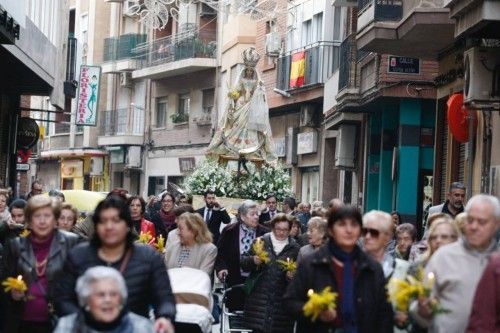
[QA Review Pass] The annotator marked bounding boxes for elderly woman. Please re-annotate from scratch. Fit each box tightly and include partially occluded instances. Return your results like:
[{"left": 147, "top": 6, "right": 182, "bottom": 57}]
[
  {"left": 57, "top": 203, "right": 79, "bottom": 232},
  {"left": 241, "top": 213, "right": 300, "bottom": 333},
  {"left": 127, "top": 195, "right": 156, "bottom": 243},
  {"left": 297, "top": 217, "right": 327, "bottom": 264},
  {"left": 151, "top": 192, "right": 177, "bottom": 239},
  {"left": 284, "top": 206, "right": 393, "bottom": 333},
  {"left": 2, "top": 196, "right": 79, "bottom": 333},
  {"left": 55, "top": 196, "right": 176, "bottom": 333},
  {"left": 54, "top": 266, "right": 154, "bottom": 332},
  {"left": 215, "top": 200, "right": 268, "bottom": 311},
  {"left": 164, "top": 212, "right": 217, "bottom": 276}
]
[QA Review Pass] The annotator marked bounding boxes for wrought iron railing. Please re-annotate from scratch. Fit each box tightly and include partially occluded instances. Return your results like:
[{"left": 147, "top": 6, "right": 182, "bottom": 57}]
[
  {"left": 276, "top": 41, "right": 340, "bottom": 91},
  {"left": 131, "top": 29, "right": 216, "bottom": 69},
  {"left": 103, "top": 33, "right": 147, "bottom": 62},
  {"left": 99, "top": 107, "right": 145, "bottom": 137},
  {"left": 358, "top": 0, "right": 403, "bottom": 21},
  {"left": 338, "top": 35, "right": 357, "bottom": 91}
]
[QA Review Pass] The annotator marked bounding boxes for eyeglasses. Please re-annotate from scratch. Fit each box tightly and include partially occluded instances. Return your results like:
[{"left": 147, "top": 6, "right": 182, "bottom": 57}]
[
  {"left": 428, "top": 234, "right": 455, "bottom": 241},
  {"left": 162, "top": 199, "right": 174, "bottom": 203},
  {"left": 361, "top": 227, "right": 380, "bottom": 238}
]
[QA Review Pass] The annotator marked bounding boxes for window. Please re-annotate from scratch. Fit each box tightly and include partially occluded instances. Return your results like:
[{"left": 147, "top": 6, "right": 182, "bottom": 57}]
[
  {"left": 178, "top": 93, "right": 190, "bottom": 115},
  {"left": 301, "top": 169, "right": 319, "bottom": 203},
  {"left": 155, "top": 97, "right": 168, "bottom": 128},
  {"left": 313, "top": 13, "right": 323, "bottom": 43},
  {"left": 202, "top": 88, "right": 215, "bottom": 114},
  {"left": 302, "top": 19, "right": 312, "bottom": 46},
  {"left": 333, "top": 7, "right": 342, "bottom": 41},
  {"left": 148, "top": 176, "right": 165, "bottom": 196}
]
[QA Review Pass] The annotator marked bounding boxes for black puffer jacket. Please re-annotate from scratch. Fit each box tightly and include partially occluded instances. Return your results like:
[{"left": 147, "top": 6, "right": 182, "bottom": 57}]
[
  {"left": 283, "top": 240, "right": 393, "bottom": 333},
  {"left": 54, "top": 242, "right": 176, "bottom": 321},
  {"left": 1, "top": 230, "right": 80, "bottom": 333},
  {"left": 240, "top": 233, "right": 300, "bottom": 333}
]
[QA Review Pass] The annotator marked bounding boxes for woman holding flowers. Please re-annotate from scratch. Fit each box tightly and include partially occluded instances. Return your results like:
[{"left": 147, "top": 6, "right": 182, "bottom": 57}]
[
  {"left": 240, "top": 213, "right": 300, "bottom": 333},
  {"left": 283, "top": 205, "right": 393, "bottom": 333},
  {"left": 1, "top": 196, "right": 79, "bottom": 333},
  {"left": 54, "top": 196, "right": 176, "bottom": 333},
  {"left": 164, "top": 212, "right": 217, "bottom": 276},
  {"left": 127, "top": 195, "right": 156, "bottom": 244}
]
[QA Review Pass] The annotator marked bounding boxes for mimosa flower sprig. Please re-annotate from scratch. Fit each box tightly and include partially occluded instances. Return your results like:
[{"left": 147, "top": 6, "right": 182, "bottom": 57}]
[
  {"left": 136, "top": 231, "right": 153, "bottom": 245},
  {"left": 303, "top": 287, "right": 338, "bottom": 322},
  {"left": 2, "top": 275, "right": 27, "bottom": 293},
  {"left": 252, "top": 238, "right": 270, "bottom": 265},
  {"left": 155, "top": 234, "right": 165, "bottom": 253},
  {"left": 277, "top": 257, "right": 297, "bottom": 273}
]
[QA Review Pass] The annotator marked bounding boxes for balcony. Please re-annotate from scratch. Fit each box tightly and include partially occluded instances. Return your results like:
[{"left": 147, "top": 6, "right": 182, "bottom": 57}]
[
  {"left": 131, "top": 30, "right": 217, "bottom": 80},
  {"left": 446, "top": 0, "right": 500, "bottom": 39},
  {"left": 357, "top": 0, "right": 454, "bottom": 59},
  {"left": 98, "top": 107, "right": 145, "bottom": 146},
  {"left": 336, "top": 35, "right": 361, "bottom": 111},
  {"left": 101, "top": 33, "right": 147, "bottom": 74},
  {"left": 276, "top": 41, "right": 340, "bottom": 92}
]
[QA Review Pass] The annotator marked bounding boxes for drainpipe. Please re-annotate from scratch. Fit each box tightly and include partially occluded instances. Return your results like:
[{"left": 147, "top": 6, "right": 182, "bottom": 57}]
[{"left": 467, "top": 109, "right": 474, "bottom": 199}]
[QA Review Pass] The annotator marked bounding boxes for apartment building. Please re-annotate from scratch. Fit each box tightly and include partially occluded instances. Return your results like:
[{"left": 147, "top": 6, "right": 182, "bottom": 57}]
[{"left": 0, "top": 0, "right": 72, "bottom": 196}]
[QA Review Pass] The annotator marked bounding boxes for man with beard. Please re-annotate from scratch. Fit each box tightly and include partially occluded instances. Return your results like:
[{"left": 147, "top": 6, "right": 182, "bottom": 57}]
[
  {"left": 428, "top": 182, "right": 466, "bottom": 220},
  {"left": 196, "top": 189, "right": 230, "bottom": 244}
]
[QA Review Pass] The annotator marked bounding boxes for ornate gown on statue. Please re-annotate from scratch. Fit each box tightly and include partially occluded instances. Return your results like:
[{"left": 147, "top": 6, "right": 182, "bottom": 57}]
[{"left": 207, "top": 55, "right": 277, "bottom": 164}]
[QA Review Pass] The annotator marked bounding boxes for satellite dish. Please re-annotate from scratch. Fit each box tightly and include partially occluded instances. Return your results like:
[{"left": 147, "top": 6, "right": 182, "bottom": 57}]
[{"left": 447, "top": 93, "right": 477, "bottom": 143}]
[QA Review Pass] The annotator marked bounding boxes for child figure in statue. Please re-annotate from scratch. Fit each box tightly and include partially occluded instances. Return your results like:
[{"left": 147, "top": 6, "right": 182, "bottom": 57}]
[{"left": 208, "top": 47, "right": 277, "bottom": 164}]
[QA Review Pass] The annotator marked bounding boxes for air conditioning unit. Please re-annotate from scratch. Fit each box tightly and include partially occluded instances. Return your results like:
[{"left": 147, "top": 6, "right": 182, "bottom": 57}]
[
  {"left": 266, "top": 32, "right": 281, "bottom": 57},
  {"left": 463, "top": 47, "right": 500, "bottom": 107},
  {"left": 299, "top": 105, "right": 318, "bottom": 127},
  {"left": 120, "top": 72, "right": 132, "bottom": 88},
  {"left": 89, "top": 156, "right": 104, "bottom": 176},
  {"left": 126, "top": 146, "right": 142, "bottom": 168},
  {"left": 335, "top": 124, "right": 356, "bottom": 169}
]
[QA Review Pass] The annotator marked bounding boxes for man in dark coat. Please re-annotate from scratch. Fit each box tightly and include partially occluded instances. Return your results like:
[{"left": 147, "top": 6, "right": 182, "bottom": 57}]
[
  {"left": 215, "top": 200, "right": 268, "bottom": 311},
  {"left": 259, "top": 193, "right": 280, "bottom": 225},
  {"left": 196, "top": 189, "right": 231, "bottom": 244}
]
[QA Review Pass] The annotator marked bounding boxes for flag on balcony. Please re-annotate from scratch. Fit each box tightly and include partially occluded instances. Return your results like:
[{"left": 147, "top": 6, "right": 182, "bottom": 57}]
[{"left": 290, "top": 51, "right": 305, "bottom": 88}]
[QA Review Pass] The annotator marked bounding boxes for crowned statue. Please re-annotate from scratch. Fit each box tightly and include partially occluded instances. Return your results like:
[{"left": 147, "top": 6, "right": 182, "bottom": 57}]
[{"left": 207, "top": 47, "right": 277, "bottom": 165}]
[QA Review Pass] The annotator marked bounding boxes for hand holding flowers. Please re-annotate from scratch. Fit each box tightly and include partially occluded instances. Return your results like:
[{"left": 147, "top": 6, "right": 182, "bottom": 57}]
[
  {"left": 252, "top": 238, "right": 270, "bottom": 265},
  {"left": 303, "top": 287, "right": 338, "bottom": 322},
  {"left": 2, "top": 275, "right": 28, "bottom": 301}
]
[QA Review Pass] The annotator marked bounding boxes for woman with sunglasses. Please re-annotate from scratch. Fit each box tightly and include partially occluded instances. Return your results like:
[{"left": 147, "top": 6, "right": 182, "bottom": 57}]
[{"left": 284, "top": 206, "right": 392, "bottom": 333}]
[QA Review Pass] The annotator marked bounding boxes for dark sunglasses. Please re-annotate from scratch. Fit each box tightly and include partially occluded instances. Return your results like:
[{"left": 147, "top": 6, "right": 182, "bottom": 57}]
[{"left": 361, "top": 227, "right": 380, "bottom": 238}]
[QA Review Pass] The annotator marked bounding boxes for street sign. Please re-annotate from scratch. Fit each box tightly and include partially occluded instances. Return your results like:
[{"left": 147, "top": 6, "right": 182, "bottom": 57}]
[
  {"left": 16, "top": 163, "right": 30, "bottom": 171},
  {"left": 388, "top": 56, "right": 420, "bottom": 74}
]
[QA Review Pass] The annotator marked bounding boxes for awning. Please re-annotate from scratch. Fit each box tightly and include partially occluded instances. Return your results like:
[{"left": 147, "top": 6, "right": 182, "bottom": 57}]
[{"left": 39, "top": 149, "right": 108, "bottom": 159}]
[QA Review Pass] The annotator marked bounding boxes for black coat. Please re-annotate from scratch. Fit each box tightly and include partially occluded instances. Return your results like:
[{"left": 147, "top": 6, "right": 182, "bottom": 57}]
[
  {"left": 54, "top": 242, "right": 176, "bottom": 321},
  {"left": 283, "top": 241, "right": 393, "bottom": 333},
  {"left": 195, "top": 207, "right": 231, "bottom": 244},
  {"left": 240, "top": 234, "right": 300, "bottom": 333},
  {"left": 1, "top": 230, "right": 80, "bottom": 333},
  {"left": 258, "top": 210, "right": 281, "bottom": 225}
]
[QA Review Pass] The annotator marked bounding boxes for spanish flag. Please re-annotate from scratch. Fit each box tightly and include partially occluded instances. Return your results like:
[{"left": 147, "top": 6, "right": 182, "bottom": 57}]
[{"left": 290, "top": 51, "right": 305, "bottom": 88}]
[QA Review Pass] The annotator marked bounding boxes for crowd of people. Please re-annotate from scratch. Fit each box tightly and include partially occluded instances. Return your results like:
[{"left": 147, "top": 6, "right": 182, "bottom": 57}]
[{"left": 0, "top": 181, "right": 498, "bottom": 333}]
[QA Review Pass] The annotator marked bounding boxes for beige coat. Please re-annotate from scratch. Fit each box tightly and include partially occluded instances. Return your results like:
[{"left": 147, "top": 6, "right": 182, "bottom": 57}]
[{"left": 164, "top": 236, "right": 217, "bottom": 276}]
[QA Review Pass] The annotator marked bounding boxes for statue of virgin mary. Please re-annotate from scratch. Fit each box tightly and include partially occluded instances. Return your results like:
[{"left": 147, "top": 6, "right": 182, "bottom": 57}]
[{"left": 207, "top": 47, "right": 277, "bottom": 164}]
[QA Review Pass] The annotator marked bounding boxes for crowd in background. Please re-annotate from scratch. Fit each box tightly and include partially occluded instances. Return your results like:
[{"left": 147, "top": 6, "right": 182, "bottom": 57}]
[{"left": 0, "top": 180, "right": 498, "bottom": 333}]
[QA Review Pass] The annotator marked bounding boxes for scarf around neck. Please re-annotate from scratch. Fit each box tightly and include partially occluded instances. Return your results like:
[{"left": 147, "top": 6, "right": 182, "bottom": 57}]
[
  {"left": 328, "top": 240, "right": 358, "bottom": 333},
  {"left": 159, "top": 209, "right": 176, "bottom": 229},
  {"left": 270, "top": 232, "right": 288, "bottom": 255}
]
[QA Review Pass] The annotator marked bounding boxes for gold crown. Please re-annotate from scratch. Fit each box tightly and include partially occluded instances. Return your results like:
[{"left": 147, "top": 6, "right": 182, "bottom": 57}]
[{"left": 243, "top": 47, "right": 260, "bottom": 68}]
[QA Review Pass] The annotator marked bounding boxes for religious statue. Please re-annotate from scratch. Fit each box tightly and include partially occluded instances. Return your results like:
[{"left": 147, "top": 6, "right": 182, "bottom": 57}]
[{"left": 207, "top": 47, "right": 277, "bottom": 165}]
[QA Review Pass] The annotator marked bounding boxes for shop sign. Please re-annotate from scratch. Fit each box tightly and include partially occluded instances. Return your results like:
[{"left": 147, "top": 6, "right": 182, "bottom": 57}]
[
  {"left": 274, "top": 137, "right": 286, "bottom": 157},
  {"left": 76, "top": 65, "right": 101, "bottom": 126},
  {"left": 61, "top": 160, "right": 84, "bottom": 178},
  {"left": 179, "top": 157, "right": 196, "bottom": 173},
  {"left": 297, "top": 132, "right": 318, "bottom": 155},
  {"left": 17, "top": 117, "right": 39, "bottom": 150},
  {"left": 388, "top": 56, "right": 420, "bottom": 75}
]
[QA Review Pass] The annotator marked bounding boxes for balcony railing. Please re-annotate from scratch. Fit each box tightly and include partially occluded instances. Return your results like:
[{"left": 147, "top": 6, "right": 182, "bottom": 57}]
[
  {"left": 358, "top": 0, "right": 403, "bottom": 21},
  {"left": 103, "top": 33, "right": 147, "bottom": 62},
  {"left": 338, "top": 35, "right": 357, "bottom": 91},
  {"left": 276, "top": 41, "right": 340, "bottom": 91},
  {"left": 131, "top": 29, "right": 216, "bottom": 69},
  {"left": 99, "top": 107, "right": 144, "bottom": 137}
]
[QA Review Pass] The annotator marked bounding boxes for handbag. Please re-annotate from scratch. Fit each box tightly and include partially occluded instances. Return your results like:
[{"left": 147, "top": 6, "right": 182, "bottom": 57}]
[{"left": 33, "top": 278, "right": 59, "bottom": 329}]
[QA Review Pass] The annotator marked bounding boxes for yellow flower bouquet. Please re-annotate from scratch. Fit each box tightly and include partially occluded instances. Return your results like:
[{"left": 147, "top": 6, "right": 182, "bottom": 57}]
[
  {"left": 303, "top": 287, "right": 338, "bottom": 322},
  {"left": 277, "top": 258, "right": 297, "bottom": 273},
  {"left": 252, "top": 238, "right": 270, "bottom": 265},
  {"left": 19, "top": 229, "right": 30, "bottom": 237},
  {"left": 228, "top": 89, "right": 240, "bottom": 101},
  {"left": 136, "top": 231, "right": 153, "bottom": 245},
  {"left": 2, "top": 275, "right": 27, "bottom": 293},
  {"left": 155, "top": 235, "right": 165, "bottom": 253}
]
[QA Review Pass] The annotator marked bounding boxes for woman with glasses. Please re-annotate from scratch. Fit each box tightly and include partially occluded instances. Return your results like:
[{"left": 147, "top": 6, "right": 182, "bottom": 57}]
[
  {"left": 151, "top": 192, "right": 176, "bottom": 239},
  {"left": 297, "top": 217, "right": 327, "bottom": 264},
  {"left": 284, "top": 206, "right": 393, "bottom": 333},
  {"left": 240, "top": 213, "right": 300, "bottom": 333}
]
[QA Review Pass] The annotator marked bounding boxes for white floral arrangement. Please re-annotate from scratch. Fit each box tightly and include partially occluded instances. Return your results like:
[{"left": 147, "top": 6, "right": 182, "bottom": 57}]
[{"left": 184, "top": 159, "right": 293, "bottom": 201}]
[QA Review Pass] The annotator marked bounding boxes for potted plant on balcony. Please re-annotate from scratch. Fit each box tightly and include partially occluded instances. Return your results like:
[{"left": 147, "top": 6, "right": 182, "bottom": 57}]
[{"left": 171, "top": 112, "right": 189, "bottom": 126}]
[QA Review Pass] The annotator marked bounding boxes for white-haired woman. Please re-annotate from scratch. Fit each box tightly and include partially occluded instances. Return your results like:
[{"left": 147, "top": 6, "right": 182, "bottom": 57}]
[{"left": 54, "top": 266, "right": 154, "bottom": 332}]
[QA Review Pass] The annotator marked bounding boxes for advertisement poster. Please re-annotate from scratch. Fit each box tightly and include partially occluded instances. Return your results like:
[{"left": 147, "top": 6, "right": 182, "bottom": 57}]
[{"left": 76, "top": 65, "right": 101, "bottom": 126}]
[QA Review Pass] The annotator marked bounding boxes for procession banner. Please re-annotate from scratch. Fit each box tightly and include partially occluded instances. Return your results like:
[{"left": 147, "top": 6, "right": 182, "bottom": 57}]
[{"left": 76, "top": 65, "right": 101, "bottom": 126}]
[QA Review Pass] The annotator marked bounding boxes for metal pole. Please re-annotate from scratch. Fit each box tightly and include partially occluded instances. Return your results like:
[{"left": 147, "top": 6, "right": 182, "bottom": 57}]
[{"left": 467, "top": 109, "right": 474, "bottom": 200}]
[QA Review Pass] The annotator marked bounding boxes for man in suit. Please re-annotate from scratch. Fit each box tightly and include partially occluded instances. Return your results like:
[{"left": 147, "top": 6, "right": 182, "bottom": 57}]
[
  {"left": 258, "top": 193, "right": 280, "bottom": 225},
  {"left": 196, "top": 189, "right": 231, "bottom": 244},
  {"left": 215, "top": 200, "right": 269, "bottom": 311}
]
